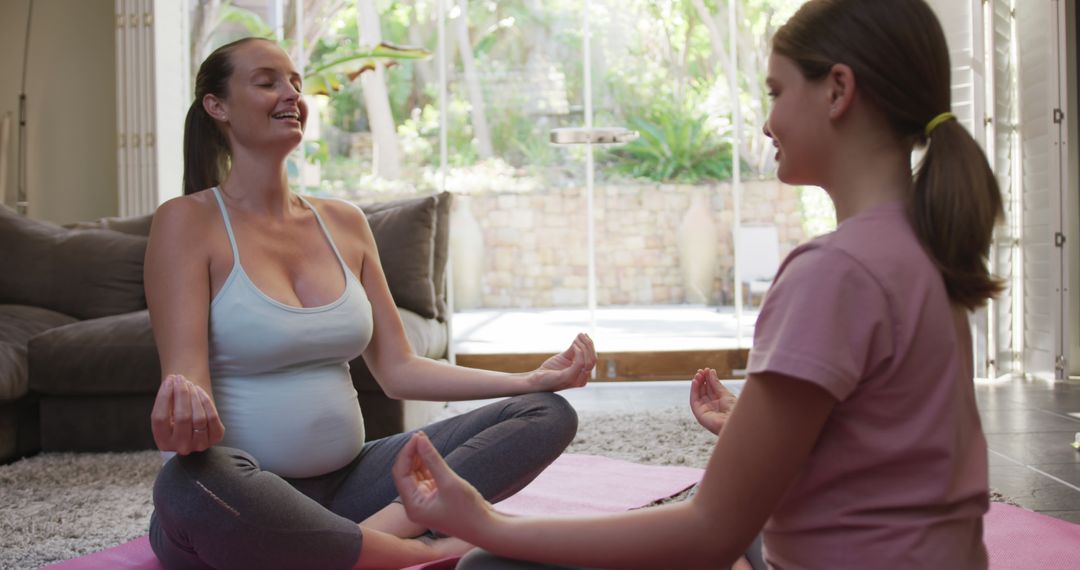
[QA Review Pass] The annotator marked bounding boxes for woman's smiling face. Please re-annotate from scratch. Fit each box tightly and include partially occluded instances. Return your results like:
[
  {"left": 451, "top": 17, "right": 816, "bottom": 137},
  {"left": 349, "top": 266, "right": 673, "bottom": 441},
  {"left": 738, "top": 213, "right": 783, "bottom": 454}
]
[
  {"left": 216, "top": 40, "right": 307, "bottom": 153},
  {"left": 763, "top": 53, "right": 832, "bottom": 186}
]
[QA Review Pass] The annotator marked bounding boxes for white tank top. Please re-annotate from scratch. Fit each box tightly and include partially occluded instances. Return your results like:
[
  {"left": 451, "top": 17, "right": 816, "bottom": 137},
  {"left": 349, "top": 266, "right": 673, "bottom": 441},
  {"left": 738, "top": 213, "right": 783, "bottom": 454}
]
[{"left": 207, "top": 187, "right": 373, "bottom": 478}]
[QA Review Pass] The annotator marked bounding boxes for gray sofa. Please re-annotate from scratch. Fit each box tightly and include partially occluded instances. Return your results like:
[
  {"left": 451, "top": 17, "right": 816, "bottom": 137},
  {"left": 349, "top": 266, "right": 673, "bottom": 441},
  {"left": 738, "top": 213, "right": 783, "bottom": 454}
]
[{"left": 0, "top": 192, "right": 451, "bottom": 462}]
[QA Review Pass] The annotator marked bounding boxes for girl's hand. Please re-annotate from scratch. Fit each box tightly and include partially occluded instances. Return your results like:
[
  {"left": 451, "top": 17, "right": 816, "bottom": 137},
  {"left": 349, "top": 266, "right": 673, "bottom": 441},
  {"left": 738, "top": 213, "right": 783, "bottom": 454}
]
[
  {"left": 690, "top": 368, "right": 738, "bottom": 435},
  {"left": 530, "top": 333, "right": 596, "bottom": 392},
  {"left": 150, "top": 374, "right": 225, "bottom": 454},
  {"left": 392, "top": 432, "right": 493, "bottom": 541}
]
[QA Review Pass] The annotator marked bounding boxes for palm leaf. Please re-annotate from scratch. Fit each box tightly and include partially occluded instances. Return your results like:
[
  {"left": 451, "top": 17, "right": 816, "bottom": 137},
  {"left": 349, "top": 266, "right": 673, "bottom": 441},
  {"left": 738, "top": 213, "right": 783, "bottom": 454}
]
[{"left": 303, "top": 42, "right": 430, "bottom": 96}]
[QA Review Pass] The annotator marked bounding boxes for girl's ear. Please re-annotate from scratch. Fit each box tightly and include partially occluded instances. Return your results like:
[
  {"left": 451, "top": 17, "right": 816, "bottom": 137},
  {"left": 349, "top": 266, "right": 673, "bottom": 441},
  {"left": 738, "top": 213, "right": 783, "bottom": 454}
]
[
  {"left": 826, "top": 63, "right": 856, "bottom": 120},
  {"left": 203, "top": 93, "right": 228, "bottom": 122}
]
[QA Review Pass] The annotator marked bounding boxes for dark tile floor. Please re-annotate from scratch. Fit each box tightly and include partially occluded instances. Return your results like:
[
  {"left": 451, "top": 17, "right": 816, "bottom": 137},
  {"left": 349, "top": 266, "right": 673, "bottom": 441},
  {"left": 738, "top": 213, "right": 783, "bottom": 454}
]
[{"left": 977, "top": 378, "right": 1080, "bottom": 524}]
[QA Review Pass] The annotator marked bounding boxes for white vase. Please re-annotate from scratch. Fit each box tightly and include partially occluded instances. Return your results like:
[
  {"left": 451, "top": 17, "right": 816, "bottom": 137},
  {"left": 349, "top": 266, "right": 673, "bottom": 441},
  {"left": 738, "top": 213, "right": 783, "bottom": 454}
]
[
  {"left": 676, "top": 188, "right": 718, "bottom": 304},
  {"left": 450, "top": 195, "right": 485, "bottom": 310}
]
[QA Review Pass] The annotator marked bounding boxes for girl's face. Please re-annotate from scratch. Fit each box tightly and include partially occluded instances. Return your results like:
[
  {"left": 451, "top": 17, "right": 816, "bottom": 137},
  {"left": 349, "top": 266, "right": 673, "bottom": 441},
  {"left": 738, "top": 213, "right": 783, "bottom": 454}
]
[
  {"left": 763, "top": 53, "right": 831, "bottom": 186},
  {"left": 218, "top": 40, "right": 307, "bottom": 152}
]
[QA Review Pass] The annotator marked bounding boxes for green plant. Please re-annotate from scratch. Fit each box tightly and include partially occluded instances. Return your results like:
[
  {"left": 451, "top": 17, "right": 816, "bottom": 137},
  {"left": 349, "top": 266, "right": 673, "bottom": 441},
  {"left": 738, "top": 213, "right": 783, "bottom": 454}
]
[
  {"left": 396, "top": 100, "right": 479, "bottom": 168},
  {"left": 489, "top": 108, "right": 557, "bottom": 169},
  {"left": 606, "top": 107, "right": 733, "bottom": 183},
  {"left": 303, "top": 43, "right": 431, "bottom": 96}
]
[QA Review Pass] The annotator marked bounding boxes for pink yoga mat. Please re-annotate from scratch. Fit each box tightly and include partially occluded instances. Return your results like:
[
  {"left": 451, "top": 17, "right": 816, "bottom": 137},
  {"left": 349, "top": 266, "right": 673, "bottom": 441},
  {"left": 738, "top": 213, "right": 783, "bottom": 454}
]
[
  {"left": 39, "top": 537, "right": 162, "bottom": 570},
  {"left": 984, "top": 503, "right": 1080, "bottom": 569},
  {"left": 496, "top": 453, "right": 704, "bottom": 516},
  {"left": 40, "top": 454, "right": 703, "bottom": 570},
  {"left": 44, "top": 460, "right": 1079, "bottom": 570}
]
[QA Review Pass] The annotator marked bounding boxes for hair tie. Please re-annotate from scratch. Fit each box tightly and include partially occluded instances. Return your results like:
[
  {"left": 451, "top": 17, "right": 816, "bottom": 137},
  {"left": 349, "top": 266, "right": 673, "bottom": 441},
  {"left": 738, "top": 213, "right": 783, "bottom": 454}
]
[{"left": 924, "top": 112, "right": 955, "bottom": 137}]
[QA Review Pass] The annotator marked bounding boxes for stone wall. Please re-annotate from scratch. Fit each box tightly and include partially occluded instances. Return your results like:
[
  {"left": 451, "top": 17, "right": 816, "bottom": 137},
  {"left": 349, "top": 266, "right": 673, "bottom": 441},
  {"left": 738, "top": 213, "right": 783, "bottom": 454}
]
[{"left": 450, "top": 180, "right": 809, "bottom": 309}]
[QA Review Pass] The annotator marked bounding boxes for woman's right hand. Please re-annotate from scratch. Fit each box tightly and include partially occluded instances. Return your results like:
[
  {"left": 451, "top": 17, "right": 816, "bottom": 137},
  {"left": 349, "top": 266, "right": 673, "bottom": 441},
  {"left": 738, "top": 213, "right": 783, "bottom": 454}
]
[{"left": 150, "top": 374, "right": 225, "bottom": 454}]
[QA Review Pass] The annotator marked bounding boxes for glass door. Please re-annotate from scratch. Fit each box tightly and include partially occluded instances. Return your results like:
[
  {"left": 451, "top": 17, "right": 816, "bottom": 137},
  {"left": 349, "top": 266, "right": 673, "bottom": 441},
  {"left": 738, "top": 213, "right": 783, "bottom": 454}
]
[{"left": 183, "top": 0, "right": 837, "bottom": 380}]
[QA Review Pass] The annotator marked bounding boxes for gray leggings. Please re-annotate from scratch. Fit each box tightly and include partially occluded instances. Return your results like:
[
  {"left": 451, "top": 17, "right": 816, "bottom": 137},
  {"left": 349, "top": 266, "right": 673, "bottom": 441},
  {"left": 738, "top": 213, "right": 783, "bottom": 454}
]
[{"left": 149, "top": 392, "right": 578, "bottom": 570}]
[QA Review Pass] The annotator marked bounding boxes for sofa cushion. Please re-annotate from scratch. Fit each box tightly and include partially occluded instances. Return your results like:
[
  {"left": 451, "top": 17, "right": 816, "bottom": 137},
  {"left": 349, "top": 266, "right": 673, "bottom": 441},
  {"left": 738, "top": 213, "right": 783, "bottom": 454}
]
[
  {"left": 0, "top": 205, "right": 148, "bottom": 320},
  {"left": 349, "top": 307, "right": 447, "bottom": 394},
  {"left": 66, "top": 213, "right": 154, "bottom": 236},
  {"left": 29, "top": 310, "right": 160, "bottom": 396},
  {"left": 399, "top": 307, "right": 448, "bottom": 360},
  {"left": 432, "top": 192, "right": 452, "bottom": 321},
  {"left": 0, "top": 305, "right": 78, "bottom": 402},
  {"left": 0, "top": 304, "right": 79, "bottom": 345},
  {"left": 361, "top": 195, "right": 439, "bottom": 319}
]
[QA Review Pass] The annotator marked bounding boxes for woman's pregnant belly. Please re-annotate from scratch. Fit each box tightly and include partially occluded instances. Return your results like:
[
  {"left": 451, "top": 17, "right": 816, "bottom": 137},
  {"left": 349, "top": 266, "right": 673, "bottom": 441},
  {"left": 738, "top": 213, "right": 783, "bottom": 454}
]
[{"left": 213, "top": 363, "right": 365, "bottom": 478}]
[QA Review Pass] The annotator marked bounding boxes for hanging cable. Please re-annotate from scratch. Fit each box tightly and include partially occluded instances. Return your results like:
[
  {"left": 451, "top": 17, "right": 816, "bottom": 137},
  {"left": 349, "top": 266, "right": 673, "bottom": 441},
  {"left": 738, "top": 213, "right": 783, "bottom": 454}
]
[{"left": 16, "top": 0, "right": 34, "bottom": 216}]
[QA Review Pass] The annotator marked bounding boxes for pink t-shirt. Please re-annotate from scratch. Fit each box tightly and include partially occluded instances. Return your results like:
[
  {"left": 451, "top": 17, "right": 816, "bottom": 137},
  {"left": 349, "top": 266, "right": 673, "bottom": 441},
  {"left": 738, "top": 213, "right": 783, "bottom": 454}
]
[{"left": 748, "top": 202, "right": 989, "bottom": 569}]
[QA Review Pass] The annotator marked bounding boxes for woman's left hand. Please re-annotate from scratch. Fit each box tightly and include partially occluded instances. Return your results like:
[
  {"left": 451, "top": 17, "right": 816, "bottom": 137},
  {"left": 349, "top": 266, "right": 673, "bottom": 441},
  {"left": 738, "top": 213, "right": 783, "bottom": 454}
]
[
  {"left": 530, "top": 333, "right": 596, "bottom": 392},
  {"left": 393, "top": 431, "right": 492, "bottom": 541}
]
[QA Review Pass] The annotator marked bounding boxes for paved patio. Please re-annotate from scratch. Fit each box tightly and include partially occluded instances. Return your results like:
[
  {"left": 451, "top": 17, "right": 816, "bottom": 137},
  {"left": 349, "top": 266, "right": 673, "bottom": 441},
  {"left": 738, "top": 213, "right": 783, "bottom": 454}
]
[{"left": 451, "top": 305, "right": 760, "bottom": 354}]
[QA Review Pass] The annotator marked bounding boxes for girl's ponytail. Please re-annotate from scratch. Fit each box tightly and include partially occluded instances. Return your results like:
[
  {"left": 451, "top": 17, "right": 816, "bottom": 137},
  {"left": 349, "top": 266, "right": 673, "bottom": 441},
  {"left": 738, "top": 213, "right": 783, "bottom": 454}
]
[
  {"left": 773, "top": 0, "right": 1005, "bottom": 310},
  {"left": 912, "top": 118, "right": 1004, "bottom": 310}
]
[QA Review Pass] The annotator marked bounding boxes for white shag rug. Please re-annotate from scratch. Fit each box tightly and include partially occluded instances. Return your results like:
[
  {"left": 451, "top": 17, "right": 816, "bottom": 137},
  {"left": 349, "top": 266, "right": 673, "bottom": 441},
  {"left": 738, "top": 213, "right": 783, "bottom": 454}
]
[{"left": 0, "top": 451, "right": 163, "bottom": 570}]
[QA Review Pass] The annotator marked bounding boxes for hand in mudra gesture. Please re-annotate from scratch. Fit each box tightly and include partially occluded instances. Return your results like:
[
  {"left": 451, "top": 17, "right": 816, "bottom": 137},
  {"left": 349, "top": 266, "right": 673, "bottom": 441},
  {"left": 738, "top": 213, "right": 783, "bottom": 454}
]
[
  {"left": 150, "top": 374, "right": 225, "bottom": 454},
  {"left": 530, "top": 333, "right": 597, "bottom": 392},
  {"left": 690, "top": 368, "right": 738, "bottom": 435},
  {"left": 392, "top": 431, "right": 492, "bottom": 541}
]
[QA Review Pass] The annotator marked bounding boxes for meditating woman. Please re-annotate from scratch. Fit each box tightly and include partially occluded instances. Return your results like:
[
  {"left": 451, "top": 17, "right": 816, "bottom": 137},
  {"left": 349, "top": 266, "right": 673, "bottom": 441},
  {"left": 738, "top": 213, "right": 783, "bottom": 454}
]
[
  {"left": 393, "top": 1, "right": 998, "bottom": 568},
  {"left": 144, "top": 37, "right": 595, "bottom": 570}
]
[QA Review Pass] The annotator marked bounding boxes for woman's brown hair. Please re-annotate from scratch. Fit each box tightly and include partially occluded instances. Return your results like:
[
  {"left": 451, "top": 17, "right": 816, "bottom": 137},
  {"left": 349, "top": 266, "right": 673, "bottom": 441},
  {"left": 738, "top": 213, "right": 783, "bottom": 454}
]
[
  {"left": 773, "top": 0, "right": 1004, "bottom": 310},
  {"left": 183, "top": 37, "right": 273, "bottom": 195}
]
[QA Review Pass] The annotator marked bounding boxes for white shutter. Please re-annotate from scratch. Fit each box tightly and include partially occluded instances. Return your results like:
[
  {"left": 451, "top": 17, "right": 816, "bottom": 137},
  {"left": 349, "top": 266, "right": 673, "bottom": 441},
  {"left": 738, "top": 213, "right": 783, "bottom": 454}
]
[
  {"left": 929, "top": 0, "right": 983, "bottom": 137},
  {"left": 114, "top": 0, "right": 185, "bottom": 214},
  {"left": 1016, "top": 0, "right": 1068, "bottom": 380},
  {"left": 929, "top": 0, "right": 990, "bottom": 376},
  {"left": 989, "top": 0, "right": 1020, "bottom": 378}
]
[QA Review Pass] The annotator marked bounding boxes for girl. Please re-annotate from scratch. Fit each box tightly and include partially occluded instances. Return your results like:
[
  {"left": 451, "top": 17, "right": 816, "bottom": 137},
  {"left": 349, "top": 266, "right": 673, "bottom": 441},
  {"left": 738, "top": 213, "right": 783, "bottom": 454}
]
[
  {"left": 393, "top": 1, "right": 1000, "bottom": 568},
  {"left": 145, "top": 37, "right": 595, "bottom": 570}
]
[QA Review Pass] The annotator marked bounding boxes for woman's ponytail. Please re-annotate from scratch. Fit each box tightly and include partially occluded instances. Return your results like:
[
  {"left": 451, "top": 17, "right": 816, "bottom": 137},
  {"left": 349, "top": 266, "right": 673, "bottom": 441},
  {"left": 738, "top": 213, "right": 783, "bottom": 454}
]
[
  {"left": 182, "top": 99, "right": 230, "bottom": 195},
  {"left": 182, "top": 37, "right": 270, "bottom": 195},
  {"left": 912, "top": 119, "right": 1005, "bottom": 310}
]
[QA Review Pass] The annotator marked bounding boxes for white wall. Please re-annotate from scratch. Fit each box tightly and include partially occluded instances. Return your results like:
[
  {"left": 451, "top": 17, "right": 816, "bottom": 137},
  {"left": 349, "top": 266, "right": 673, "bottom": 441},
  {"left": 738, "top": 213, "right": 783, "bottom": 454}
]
[
  {"left": 0, "top": 0, "right": 117, "bottom": 224},
  {"left": 0, "top": 1, "right": 30, "bottom": 209}
]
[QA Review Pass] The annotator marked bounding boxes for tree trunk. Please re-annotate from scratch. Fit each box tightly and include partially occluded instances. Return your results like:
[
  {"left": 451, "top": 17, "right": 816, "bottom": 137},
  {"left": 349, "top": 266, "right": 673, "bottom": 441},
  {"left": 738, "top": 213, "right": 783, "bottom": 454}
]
[
  {"left": 356, "top": 0, "right": 402, "bottom": 179},
  {"left": 408, "top": 0, "right": 434, "bottom": 89},
  {"left": 454, "top": 1, "right": 493, "bottom": 160},
  {"left": 692, "top": 0, "right": 772, "bottom": 177},
  {"left": 190, "top": 0, "right": 223, "bottom": 82}
]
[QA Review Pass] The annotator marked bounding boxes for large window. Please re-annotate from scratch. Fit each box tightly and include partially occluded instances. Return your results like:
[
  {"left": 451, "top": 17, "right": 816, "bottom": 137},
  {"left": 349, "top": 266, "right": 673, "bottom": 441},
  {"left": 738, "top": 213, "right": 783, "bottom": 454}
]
[{"left": 184, "top": 0, "right": 838, "bottom": 378}]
